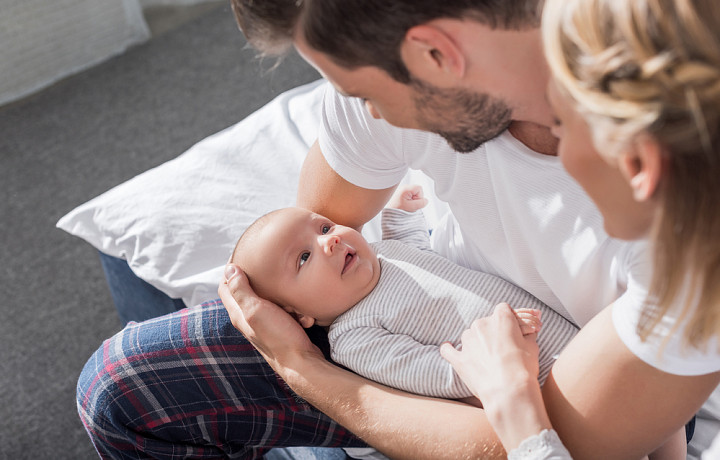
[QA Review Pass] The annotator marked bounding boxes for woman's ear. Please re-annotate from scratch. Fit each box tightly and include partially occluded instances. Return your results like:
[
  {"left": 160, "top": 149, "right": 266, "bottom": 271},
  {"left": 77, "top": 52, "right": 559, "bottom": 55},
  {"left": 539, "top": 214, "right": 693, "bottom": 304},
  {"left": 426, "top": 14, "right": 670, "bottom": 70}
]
[
  {"left": 400, "top": 24, "right": 465, "bottom": 85},
  {"left": 618, "top": 136, "right": 664, "bottom": 202}
]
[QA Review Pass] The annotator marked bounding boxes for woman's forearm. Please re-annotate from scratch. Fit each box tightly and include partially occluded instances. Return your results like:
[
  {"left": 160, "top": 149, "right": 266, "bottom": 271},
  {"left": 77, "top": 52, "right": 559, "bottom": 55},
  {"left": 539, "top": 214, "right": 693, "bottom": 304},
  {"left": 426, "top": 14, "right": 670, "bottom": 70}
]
[
  {"left": 543, "top": 307, "right": 720, "bottom": 458},
  {"left": 483, "top": 378, "right": 553, "bottom": 452},
  {"left": 440, "top": 303, "right": 554, "bottom": 455},
  {"left": 281, "top": 352, "right": 506, "bottom": 460}
]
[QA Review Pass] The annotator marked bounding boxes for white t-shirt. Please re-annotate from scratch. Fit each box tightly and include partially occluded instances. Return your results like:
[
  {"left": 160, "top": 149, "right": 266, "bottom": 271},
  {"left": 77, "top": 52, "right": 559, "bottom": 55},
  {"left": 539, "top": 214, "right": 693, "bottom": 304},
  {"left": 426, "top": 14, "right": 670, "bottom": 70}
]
[{"left": 317, "top": 83, "right": 720, "bottom": 375}]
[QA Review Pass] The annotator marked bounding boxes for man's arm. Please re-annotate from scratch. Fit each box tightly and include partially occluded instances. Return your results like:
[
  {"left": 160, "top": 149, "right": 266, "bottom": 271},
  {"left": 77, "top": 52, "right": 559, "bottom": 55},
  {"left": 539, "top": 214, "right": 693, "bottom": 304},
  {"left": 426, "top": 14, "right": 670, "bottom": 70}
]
[
  {"left": 543, "top": 306, "right": 720, "bottom": 459},
  {"left": 297, "top": 140, "right": 396, "bottom": 230},
  {"left": 219, "top": 268, "right": 505, "bottom": 459},
  {"left": 285, "top": 353, "right": 502, "bottom": 459}
]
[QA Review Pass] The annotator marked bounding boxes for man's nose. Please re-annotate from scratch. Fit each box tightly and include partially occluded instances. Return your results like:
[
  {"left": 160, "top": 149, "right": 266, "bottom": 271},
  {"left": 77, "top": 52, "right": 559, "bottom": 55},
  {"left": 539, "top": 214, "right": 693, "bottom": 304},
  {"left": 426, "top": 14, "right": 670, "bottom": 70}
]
[
  {"left": 319, "top": 234, "right": 340, "bottom": 254},
  {"left": 364, "top": 100, "right": 382, "bottom": 119}
]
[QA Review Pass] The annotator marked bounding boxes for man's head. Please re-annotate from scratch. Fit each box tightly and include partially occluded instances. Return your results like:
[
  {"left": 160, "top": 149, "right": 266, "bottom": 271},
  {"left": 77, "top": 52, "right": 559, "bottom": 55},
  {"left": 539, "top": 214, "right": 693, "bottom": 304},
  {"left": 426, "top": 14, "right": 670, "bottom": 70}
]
[
  {"left": 231, "top": 207, "right": 381, "bottom": 327},
  {"left": 232, "top": 1, "right": 541, "bottom": 76},
  {"left": 231, "top": 0, "right": 551, "bottom": 152}
]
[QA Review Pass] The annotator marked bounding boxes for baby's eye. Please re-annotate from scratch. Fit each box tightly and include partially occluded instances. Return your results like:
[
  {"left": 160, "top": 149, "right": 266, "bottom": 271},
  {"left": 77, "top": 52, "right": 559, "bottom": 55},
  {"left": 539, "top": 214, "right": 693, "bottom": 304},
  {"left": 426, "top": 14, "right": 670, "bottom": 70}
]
[
  {"left": 321, "top": 225, "right": 331, "bottom": 234},
  {"left": 299, "top": 252, "right": 310, "bottom": 268}
]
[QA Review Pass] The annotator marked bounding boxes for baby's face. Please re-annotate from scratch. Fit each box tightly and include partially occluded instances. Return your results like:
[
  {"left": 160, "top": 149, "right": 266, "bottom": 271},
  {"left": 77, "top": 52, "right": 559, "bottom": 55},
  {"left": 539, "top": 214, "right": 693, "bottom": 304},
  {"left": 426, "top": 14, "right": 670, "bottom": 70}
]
[{"left": 244, "top": 208, "right": 380, "bottom": 327}]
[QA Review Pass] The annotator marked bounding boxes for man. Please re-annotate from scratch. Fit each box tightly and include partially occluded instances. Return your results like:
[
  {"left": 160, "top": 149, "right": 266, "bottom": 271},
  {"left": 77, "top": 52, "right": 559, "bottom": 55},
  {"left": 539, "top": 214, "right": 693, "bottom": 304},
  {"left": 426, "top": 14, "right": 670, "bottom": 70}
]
[
  {"left": 229, "top": 3, "right": 556, "bottom": 458},
  {"left": 79, "top": 1, "right": 712, "bottom": 458}
]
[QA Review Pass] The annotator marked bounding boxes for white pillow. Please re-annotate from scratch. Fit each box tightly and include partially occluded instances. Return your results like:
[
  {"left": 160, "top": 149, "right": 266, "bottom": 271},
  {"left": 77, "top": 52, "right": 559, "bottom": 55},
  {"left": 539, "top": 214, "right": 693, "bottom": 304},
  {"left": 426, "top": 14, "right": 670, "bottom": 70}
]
[
  {"left": 57, "top": 78, "right": 447, "bottom": 307},
  {"left": 57, "top": 80, "right": 330, "bottom": 306}
]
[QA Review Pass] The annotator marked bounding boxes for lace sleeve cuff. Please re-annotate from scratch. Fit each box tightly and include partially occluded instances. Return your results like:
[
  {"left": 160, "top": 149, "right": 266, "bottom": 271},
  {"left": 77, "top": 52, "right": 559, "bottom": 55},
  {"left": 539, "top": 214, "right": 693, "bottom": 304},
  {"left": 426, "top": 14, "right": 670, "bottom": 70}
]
[{"left": 508, "top": 429, "right": 573, "bottom": 460}]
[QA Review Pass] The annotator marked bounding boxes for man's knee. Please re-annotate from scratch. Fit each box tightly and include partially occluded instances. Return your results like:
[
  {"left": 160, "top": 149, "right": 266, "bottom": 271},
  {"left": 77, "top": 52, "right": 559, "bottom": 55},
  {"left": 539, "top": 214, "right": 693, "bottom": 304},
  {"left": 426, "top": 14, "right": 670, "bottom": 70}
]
[{"left": 76, "top": 334, "right": 135, "bottom": 455}]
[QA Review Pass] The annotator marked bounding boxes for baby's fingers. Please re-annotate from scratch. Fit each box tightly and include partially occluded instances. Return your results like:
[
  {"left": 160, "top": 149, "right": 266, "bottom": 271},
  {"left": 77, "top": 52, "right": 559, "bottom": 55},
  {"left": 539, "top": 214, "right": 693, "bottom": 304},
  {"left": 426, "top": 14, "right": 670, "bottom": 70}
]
[
  {"left": 514, "top": 308, "right": 542, "bottom": 320},
  {"left": 404, "top": 197, "right": 428, "bottom": 211},
  {"left": 515, "top": 311, "right": 542, "bottom": 335},
  {"left": 439, "top": 342, "right": 461, "bottom": 365}
]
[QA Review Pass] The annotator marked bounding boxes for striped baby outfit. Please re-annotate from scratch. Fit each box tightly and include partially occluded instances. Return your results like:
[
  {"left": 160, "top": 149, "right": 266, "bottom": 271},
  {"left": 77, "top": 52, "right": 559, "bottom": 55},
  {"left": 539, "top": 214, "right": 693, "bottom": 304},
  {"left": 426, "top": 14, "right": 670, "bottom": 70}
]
[{"left": 329, "top": 208, "right": 578, "bottom": 398}]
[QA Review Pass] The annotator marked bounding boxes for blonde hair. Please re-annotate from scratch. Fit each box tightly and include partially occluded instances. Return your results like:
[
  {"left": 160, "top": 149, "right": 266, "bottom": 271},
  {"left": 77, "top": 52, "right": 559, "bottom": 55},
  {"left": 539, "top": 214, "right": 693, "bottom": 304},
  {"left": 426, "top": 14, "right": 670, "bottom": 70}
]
[{"left": 543, "top": 0, "right": 720, "bottom": 349}]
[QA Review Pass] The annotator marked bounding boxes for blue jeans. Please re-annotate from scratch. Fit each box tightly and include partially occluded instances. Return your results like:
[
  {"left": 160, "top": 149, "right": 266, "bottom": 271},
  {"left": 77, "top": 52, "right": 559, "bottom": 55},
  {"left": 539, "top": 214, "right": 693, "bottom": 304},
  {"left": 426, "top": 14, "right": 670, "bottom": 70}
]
[
  {"left": 95, "top": 252, "right": 351, "bottom": 459},
  {"left": 99, "top": 252, "right": 187, "bottom": 324}
]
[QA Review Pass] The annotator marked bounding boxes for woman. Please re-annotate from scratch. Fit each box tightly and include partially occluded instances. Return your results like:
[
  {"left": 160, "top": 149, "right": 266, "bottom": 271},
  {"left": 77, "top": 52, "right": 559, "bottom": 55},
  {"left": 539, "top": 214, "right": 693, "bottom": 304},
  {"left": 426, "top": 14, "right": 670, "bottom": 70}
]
[{"left": 441, "top": 0, "right": 720, "bottom": 457}]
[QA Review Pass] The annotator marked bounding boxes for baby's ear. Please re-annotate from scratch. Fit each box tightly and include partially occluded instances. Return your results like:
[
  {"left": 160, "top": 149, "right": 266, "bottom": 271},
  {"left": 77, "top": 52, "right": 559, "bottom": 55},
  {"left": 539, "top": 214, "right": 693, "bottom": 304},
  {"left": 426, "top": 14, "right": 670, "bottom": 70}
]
[{"left": 296, "top": 314, "right": 316, "bottom": 329}]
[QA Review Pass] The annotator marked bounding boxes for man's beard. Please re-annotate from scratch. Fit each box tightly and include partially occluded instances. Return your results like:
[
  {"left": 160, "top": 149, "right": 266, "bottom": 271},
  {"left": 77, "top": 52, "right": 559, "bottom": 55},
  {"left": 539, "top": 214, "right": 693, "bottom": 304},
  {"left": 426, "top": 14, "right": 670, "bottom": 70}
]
[{"left": 410, "top": 78, "right": 512, "bottom": 153}]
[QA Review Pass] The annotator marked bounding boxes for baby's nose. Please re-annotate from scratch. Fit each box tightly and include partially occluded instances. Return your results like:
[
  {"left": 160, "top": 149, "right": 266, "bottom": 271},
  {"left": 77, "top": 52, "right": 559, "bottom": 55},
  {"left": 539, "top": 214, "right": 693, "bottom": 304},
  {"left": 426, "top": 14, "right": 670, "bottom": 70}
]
[{"left": 319, "top": 234, "right": 340, "bottom": 254}]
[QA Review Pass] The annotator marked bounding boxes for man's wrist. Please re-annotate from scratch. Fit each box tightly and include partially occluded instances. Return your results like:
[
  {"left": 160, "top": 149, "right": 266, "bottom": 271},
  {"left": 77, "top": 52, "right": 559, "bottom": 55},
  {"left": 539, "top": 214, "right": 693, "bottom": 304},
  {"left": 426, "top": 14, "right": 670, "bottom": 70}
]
[{"left": 274, "top": 349, "right": 333, "bottom": 392}]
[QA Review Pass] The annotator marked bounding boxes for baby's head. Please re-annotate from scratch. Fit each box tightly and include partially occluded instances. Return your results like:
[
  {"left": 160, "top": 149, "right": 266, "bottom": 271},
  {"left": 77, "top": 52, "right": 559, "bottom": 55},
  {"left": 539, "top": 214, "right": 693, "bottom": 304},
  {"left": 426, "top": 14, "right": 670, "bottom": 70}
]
[{"left": 231, "top": 207, "right": 381, "bottom": 327}]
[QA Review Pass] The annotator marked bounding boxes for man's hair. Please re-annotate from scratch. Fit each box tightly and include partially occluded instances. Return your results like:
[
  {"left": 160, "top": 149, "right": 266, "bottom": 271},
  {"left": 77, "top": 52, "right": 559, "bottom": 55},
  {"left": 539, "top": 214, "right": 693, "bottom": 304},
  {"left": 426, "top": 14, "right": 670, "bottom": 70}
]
[
  {"left": 231, "top": 0, "right": 543, "bottom": 82},
  {"left": 230, "top": 0, "right": 301, "bottom": 56}
]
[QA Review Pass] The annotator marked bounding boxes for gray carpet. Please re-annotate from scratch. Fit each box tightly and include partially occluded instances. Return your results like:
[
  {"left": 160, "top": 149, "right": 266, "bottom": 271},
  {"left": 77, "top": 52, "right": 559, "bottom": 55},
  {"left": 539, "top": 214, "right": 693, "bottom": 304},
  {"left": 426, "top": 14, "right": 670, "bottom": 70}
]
[{"left": 0, "top": 4, "right": 319, "bottom": 459}]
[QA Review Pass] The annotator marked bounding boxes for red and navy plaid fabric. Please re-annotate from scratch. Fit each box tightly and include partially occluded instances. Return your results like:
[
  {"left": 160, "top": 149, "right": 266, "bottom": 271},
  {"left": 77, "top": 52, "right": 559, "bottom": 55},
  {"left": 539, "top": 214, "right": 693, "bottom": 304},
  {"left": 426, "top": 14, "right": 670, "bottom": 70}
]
[{"left": 77, "top": 299, "right": 364, "bottom": 459}]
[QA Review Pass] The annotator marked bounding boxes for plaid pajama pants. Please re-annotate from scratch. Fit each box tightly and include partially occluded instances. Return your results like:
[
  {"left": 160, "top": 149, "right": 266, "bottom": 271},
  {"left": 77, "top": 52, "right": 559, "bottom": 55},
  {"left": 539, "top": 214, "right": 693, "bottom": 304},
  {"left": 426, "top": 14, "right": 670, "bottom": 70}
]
[{"left": 76, "top": 299, "right": 365, "bottom": 459}]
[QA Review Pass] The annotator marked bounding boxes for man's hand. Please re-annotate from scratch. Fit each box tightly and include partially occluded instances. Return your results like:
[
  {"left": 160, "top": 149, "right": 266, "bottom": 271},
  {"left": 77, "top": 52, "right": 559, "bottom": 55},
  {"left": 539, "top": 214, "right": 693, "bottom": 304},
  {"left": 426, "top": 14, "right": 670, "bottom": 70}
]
[
  {"left": 219, "top": 264, "right": 324, "bottom": 369},
  {"left": 387, "top": 184, "right": 428, "bottom": 212},
  {"left": 220, "top": 265, "right": 506, "bottom": 460}
]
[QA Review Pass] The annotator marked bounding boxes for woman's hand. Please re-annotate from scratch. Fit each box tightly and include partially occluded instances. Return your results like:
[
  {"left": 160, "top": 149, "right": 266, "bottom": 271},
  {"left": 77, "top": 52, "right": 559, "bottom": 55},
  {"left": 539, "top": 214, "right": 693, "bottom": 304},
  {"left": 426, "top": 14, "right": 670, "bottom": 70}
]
[
  {"left": 219, "top": 264, "right": 324, "bottom": 371},
  {"left": 440, "top": 303, "right": 541, "bottom": 399},
  {"left": 440, "top": 303, "right": 552, "bottom": 451}
]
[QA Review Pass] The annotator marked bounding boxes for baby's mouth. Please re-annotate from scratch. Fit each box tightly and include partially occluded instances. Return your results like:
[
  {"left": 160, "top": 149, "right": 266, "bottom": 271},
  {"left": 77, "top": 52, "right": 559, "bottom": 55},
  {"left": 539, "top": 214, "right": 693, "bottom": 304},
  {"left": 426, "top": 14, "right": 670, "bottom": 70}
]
[{"left": 342, "top": 251, "right": 356, "bottom": 274}]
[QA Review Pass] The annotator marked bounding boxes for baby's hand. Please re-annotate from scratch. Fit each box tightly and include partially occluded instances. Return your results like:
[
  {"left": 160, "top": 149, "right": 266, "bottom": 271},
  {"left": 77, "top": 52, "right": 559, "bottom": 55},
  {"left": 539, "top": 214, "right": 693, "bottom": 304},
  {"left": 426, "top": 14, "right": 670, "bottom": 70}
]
[
  {"left": 388, "top": 184, "right": 428, "bottom": 212},
  {"left": 514, "top": 308, "right": 543, "bottom": 336}
]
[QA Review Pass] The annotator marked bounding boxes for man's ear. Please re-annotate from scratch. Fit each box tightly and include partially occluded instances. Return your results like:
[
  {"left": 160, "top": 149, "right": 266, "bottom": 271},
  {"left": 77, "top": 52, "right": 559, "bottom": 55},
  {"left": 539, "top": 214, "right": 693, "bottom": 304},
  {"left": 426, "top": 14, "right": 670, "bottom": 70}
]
[
  {"left": 296, "top": 313, "right": 316, "bottom": 329},
  {"left": 400, "top": 24, "right": 465, "bottom": 85},
  {"left": 618, "top": 136, "right": 664, "bottom": 202}
]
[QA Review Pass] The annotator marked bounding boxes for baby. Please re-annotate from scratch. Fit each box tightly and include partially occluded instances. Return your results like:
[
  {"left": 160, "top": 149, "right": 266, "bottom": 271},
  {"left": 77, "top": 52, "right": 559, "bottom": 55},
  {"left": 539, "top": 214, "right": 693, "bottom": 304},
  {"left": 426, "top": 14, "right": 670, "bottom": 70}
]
[{"left": 231, "top": 185, "right": 579, "bottom": 400}]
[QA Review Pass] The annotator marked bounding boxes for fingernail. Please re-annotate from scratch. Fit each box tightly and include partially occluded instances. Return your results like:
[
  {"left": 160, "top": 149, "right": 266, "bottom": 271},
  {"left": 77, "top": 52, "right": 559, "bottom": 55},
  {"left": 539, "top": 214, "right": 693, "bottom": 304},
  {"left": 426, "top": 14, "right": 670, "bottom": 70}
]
[{"left": 224, "top": 264, "right": 238, "bottom": 281}]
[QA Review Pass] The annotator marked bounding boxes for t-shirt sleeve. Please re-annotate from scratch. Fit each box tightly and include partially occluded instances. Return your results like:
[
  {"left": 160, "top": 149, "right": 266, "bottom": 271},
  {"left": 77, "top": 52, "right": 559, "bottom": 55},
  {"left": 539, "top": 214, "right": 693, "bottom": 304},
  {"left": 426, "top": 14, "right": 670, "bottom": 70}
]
[
  {"left": 612, "top": 243, "right": 720, "bottom": 376},
  {"left": 317, "top": 84, "right": 409, "bottom": 190}
]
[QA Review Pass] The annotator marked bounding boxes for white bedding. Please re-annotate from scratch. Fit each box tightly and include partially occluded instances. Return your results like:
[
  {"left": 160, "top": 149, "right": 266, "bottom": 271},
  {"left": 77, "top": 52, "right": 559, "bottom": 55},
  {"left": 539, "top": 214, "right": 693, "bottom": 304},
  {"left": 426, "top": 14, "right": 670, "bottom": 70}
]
[
  {"left": 58, "top": 80, "right": 328, "bottom": 306},
  {"left": 57, "top": 79, "right": 447, "bottom": 307},
  {"left": 56, "top": 78, "right": 719, "bottom": 459}
]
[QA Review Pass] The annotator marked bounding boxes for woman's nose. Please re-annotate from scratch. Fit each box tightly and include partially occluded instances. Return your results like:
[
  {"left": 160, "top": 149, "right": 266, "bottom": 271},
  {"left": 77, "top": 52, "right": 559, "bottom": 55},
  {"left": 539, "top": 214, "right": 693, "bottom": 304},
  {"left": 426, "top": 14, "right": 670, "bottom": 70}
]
[
  {"left": 364, "top": 100, "right": 382, "bottom": 119},
  {"left": 319, "top": 234, "right": 340, "bottom": 254}
]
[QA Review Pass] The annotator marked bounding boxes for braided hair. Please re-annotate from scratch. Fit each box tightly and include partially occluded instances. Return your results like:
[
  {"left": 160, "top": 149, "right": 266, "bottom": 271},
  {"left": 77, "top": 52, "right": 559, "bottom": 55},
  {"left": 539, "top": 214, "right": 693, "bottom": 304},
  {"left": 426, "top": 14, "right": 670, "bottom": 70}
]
[{"left": 544, "top": 0, "right": 720, "bottom": 350}]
